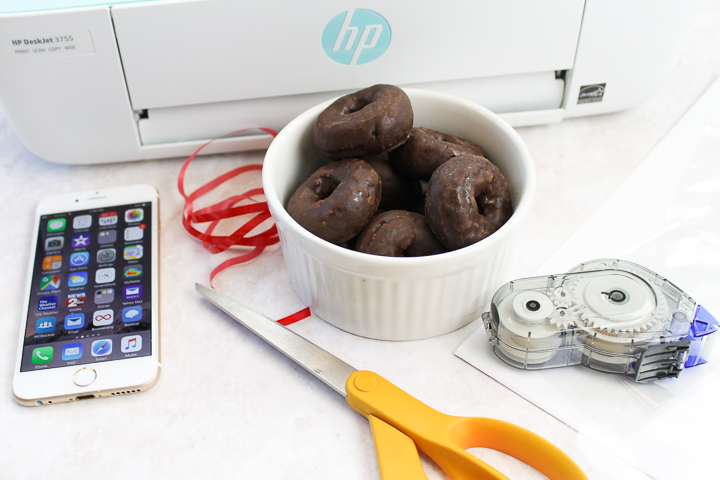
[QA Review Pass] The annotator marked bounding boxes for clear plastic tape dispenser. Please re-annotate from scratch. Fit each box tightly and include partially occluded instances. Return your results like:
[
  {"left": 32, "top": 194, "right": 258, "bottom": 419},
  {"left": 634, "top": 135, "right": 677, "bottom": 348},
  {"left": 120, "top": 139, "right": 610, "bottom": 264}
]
[{"left": 482, "top": 259, "right": 719, "bottom": 382}]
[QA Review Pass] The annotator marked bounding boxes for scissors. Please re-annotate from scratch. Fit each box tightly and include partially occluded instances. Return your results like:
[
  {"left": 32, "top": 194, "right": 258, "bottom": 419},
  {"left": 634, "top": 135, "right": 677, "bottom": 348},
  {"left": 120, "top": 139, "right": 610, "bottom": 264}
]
[{"left": 196, "top": 284, "right": 588, "bottom": 480}]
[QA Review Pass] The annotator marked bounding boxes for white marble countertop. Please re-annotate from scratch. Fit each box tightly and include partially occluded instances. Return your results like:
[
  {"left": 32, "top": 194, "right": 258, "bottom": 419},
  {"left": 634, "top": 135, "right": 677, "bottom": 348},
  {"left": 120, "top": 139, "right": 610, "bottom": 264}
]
[{"left": 1, "top": 3, "right": 718, "bottom": 478}]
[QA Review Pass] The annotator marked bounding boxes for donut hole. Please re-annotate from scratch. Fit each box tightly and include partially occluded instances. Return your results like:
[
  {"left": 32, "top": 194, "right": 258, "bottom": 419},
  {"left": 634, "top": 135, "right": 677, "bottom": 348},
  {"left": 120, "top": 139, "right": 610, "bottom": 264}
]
[
  {"left": 473, "top": 184, "right": 489, "bottom": 217},
  {"left": 313, "top": 175, "right": 341, "bottom": 200},
  {"left": 474, "top": 197, "right": 486, "bottom": 217},
  {"left": 342, "top": 98, "right": 370, "bottom": 115}
]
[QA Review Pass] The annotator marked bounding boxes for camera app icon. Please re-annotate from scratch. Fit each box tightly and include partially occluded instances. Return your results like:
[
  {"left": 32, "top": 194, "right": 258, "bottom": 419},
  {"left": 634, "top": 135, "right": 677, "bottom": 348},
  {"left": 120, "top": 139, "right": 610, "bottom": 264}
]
[{"left": 45, "top": 236, "right": 64, "bottom": 251}]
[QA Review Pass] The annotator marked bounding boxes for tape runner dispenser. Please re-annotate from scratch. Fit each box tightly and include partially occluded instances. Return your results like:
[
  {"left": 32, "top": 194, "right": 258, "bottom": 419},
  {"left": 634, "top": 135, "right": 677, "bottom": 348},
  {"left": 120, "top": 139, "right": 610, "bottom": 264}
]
[{"left": 483, "top": 259, "right": 719, "bottom": 382}]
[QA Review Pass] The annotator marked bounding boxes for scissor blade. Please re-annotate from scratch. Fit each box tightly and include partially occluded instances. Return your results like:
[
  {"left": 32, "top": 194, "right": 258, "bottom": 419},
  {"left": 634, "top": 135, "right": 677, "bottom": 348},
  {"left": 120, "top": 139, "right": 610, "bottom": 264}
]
[{"left": 196, "top": 284, "right": 357, "bottom": 397}]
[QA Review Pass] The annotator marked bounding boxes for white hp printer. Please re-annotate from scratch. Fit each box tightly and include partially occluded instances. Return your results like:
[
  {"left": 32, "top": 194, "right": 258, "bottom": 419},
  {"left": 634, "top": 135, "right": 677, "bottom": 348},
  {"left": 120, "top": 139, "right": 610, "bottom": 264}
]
[{"left": 0, "top": 0, "right": 701, "bottom": 164}]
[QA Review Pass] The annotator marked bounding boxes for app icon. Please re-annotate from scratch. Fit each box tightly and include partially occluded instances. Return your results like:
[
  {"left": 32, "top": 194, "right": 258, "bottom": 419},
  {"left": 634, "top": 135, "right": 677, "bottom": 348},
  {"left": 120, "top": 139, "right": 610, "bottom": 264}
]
[
  {"left": 37, "top": 296, "right": 58, "bottom": 312},
  {"left": 73, "top": 215, "right": 92, "bottom": 229},
  {"left": 68, "top": 271, "right": 88, "bottom": 287},
  {"left": 42, "top": 255, "right": 62, "bottom": 270},
  {"left": 96, "top": 248, "right": 116, "bottom": 264},
  {"left": 40, "top": 274, "right": 61, "bottom": 291},
  {"left": 95, "top": 268, "right": 115, "bottom": 284},
  {"left": 32, "top": 346, "right": 53, "bottom": 364},
  {"left": 91, "top": 339, "right": 112, "bottom": 357},
  {"left": 69, "top": 251, "right": 90, "bottom": 267},
  {"left": 45, "top": 236, "right": 64, "bottom": 251},
  {"left": 124, "top": 245, "right": 143, "bottom": 260},
  {"left": 62, "top": 343, "right": 83, "bottom": 361},
  {"left": 64, "top": 313, "right": 85, "bottom": 330},
  {"left": 94, "top": 288, "right": 114, "bottom": 304},
  {"left": 123, "top": 285, "right": 143, "bottom": 301},
  {"left": 72, "top": 233, "right": 91, "bottom": 248},
  {"left": 99, "top": 211, "right": 118, "bottom": 226},
  {"left": 66, "top": 292, "right": 86, "bottom": 308},
  {"left": 35, "top": 317, "right": 56, "bottom": 334},
  {"left": 98, "top": 230, "right": 117, "bottom": 244},
  {"left": 122, "top": 306, "right": 143, "bottom": 323},
  {"left": 47, "top": 218, "right": 66, "bottom": 233},
  {"left": 125, "top": 208, "right": 144, "bottom": 223},
  {"left": 123, "top": 265, "right": 143, "bottom": 278},
  {"left": 121, "top": 335, "right": 142, "bottom": 353},
  {"left": 93, "top": 309, "right": 114, "bottom": 327},
  {"left": 124, "top": 226, "right": 144, "bottom": 241}
]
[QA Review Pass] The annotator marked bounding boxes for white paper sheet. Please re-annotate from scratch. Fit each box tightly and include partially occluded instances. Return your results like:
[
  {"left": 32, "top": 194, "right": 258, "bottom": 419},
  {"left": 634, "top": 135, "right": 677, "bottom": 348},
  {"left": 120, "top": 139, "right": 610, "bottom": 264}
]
[{"left": 457, "top": 77, "right": 720, "bottom": 479}]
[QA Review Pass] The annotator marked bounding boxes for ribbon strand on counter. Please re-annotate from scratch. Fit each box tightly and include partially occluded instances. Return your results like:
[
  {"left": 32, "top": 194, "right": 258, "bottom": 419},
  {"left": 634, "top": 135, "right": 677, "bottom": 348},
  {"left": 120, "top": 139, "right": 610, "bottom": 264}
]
[{"left": 177, "top": 128, "right": 311, "bottom": 325}]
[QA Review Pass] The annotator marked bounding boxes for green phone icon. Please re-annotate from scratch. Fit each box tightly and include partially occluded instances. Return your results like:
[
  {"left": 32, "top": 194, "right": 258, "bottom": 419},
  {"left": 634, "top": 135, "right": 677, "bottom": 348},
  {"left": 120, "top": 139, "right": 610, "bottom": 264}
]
[
  {"left": 47, "top": 218, "right": 66, "bottom": 233},
  {"left": 32, "top": 346, "right": 53, "bottom": 364}
]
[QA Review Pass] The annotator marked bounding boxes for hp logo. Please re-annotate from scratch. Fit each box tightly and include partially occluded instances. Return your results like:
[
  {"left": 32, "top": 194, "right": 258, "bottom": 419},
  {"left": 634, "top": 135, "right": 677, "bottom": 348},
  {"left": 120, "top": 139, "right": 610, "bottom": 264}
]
[{"left": 321, "top": 9, "right": 391, "bottom": 66}]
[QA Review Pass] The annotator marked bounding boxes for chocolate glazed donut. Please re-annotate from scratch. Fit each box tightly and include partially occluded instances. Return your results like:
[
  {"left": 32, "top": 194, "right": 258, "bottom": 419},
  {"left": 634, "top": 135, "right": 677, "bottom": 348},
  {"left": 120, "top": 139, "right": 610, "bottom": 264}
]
[
  {"left": 314, "top": 85, "right": 413, "bottom": 159},
  {"left": 425, "top": 155, "right": 513, "bottom": 250},
  {"left": 287, "top": 159, "right": 381, "bottom": 244},
  {"left": 389, "top": 127, "right": 487, "bottom": 181},
  {"left": 355, "top": 210, "right": 445, "bottom": 257}
]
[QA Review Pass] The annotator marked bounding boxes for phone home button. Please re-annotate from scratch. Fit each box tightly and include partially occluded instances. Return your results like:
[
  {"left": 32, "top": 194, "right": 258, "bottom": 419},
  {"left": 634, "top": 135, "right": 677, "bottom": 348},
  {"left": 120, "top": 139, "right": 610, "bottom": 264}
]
[{"left": 73, "top": 367, "right": 97, "bottom": 387}]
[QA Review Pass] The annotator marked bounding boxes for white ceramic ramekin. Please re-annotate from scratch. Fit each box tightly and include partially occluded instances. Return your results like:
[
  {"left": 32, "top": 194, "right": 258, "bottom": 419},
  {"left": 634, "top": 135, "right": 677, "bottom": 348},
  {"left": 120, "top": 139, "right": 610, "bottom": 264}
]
[{"left": 262, "top": 88, "right": 535, "bottom": 340}]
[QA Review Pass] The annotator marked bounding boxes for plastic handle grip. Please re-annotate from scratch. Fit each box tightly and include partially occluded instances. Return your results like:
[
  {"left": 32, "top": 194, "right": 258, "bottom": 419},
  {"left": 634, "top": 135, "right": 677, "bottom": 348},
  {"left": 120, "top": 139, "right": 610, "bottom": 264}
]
[
  {"left": 346, "top": 371, "right": 588, "bottom": 480},
  {"left": 368, "top": 415, "right": 428, "bottom": 479}
]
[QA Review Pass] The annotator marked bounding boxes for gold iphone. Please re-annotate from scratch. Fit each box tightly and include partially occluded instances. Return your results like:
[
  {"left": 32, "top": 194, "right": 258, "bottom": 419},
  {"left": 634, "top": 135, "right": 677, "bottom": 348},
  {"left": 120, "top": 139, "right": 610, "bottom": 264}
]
[{"left": 13, "top": 184, "right": 161, "bottom": 406}]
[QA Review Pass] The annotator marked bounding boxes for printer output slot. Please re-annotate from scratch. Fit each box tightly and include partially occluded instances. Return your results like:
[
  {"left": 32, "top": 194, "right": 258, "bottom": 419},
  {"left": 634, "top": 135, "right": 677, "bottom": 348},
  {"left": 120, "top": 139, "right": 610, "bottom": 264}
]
[{"left": 137, "top": 71, "right": 565, "bottom": 147}]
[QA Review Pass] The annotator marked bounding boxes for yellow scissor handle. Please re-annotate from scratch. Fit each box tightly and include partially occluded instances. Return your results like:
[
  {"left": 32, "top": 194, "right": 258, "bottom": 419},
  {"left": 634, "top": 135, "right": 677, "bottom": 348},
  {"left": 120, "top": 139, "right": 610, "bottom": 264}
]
[
  {"left": 346, "top": 371, "right": 588, "bottom": 480},
  {"left": 368, "top": 415, "right": 427, "bottom": 479}
]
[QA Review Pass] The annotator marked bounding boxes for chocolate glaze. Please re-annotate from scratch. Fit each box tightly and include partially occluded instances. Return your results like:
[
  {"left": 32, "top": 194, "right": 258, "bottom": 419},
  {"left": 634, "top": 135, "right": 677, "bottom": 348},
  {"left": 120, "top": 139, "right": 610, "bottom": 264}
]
[
  {"left": 287, "top": 159, "right": 381, "bottom": 244},
  {"left": 355, "top": 210, "right": 445, "bottom": 257},
  {"left": 425, "top": 155, "right": 513, "bottom": 250},
  {"left": 314, "top": 85, "right": 413, "bottom": 159},
  {"left": 389, "top": 127, "right": 487, "bottom": 181}
]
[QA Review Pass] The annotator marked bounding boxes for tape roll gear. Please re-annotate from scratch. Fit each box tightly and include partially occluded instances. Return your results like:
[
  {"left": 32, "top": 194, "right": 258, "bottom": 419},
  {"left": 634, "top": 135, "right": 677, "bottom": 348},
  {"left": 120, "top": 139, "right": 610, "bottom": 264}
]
[{"left": 496, "top": 291, "right": 562, "bottom": 364}]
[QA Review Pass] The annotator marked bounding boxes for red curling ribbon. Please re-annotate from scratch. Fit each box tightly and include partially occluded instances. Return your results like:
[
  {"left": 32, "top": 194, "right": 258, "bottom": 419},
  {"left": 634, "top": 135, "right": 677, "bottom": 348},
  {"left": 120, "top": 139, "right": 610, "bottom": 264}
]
[
  {"left": 178, "top": 128, "right": 311, "bottom": 326},
  {"left": 277, "top": 307, "right": 313, "bottom": 326}
]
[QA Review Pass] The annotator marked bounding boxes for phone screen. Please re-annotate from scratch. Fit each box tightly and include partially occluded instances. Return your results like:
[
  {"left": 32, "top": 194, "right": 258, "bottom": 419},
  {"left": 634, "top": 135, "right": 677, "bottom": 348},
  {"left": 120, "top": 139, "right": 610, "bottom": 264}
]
[{"left": 20, "top": 203, "right": 153, "bottom": 372}]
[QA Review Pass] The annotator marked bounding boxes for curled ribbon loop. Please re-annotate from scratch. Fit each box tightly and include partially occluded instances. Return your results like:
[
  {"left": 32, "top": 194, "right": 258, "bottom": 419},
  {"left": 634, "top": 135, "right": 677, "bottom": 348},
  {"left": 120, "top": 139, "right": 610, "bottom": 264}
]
[{"left": 178, "top": 128, "right": 311, "bottom": 325}]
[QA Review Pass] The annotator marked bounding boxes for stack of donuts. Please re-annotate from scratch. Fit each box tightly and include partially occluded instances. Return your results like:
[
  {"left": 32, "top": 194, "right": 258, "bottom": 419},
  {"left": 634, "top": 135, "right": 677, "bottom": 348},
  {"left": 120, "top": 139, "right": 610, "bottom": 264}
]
[{"left": 287, "top": 84, "right": 514, "bottom": 257}]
